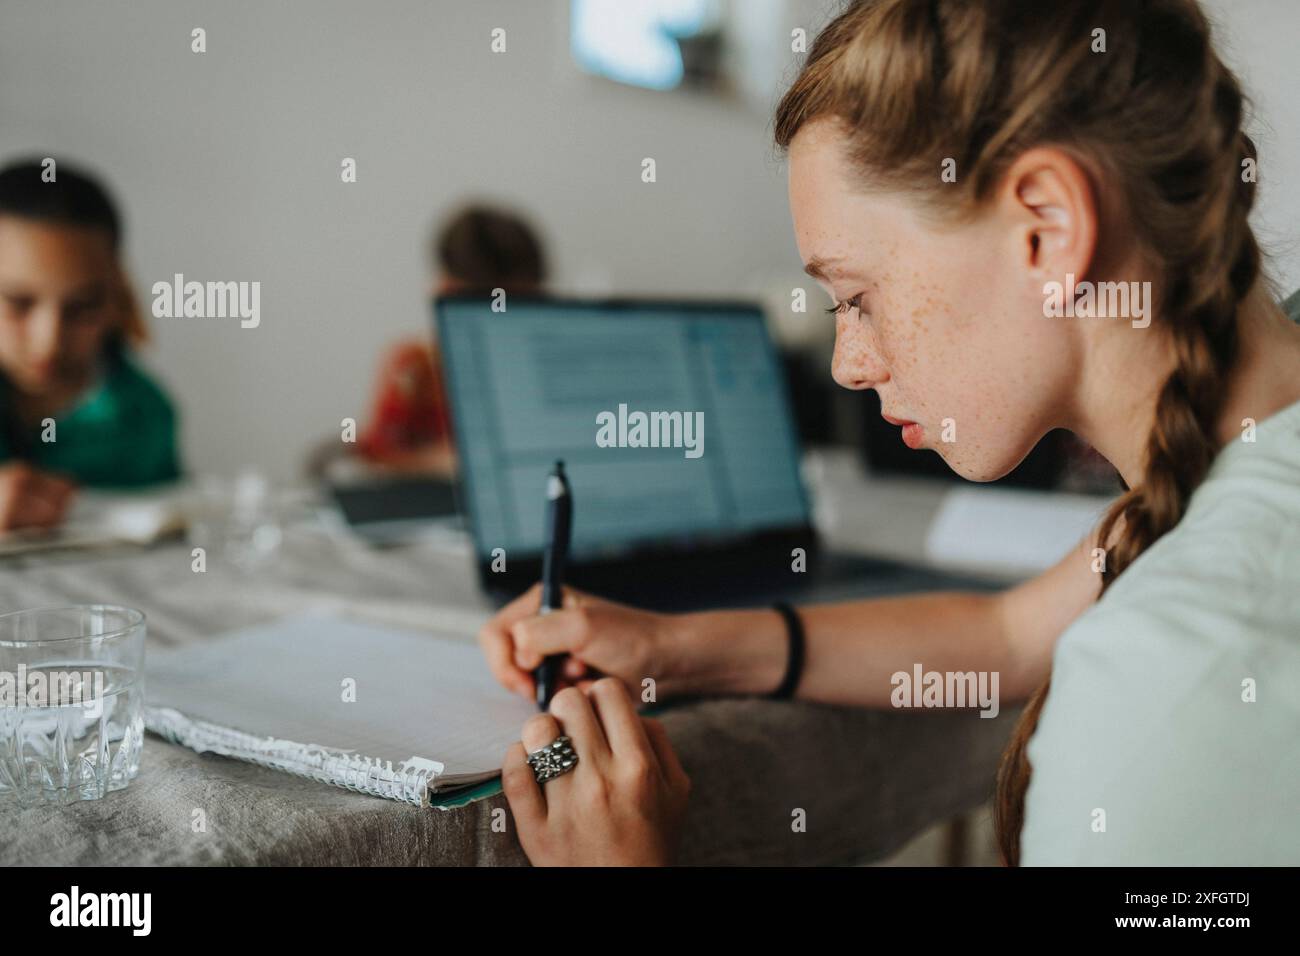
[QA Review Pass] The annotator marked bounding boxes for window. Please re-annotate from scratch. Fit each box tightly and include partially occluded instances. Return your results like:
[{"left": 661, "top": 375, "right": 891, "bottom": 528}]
[{"left": 570, "top": 0, "right": 723, "bottom": 91}]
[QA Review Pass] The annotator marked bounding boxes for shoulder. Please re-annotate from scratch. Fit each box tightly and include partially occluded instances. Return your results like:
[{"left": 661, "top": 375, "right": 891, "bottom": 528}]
[
  {"left": 1020, "top": 423, "right": 1300, "bottom": 864},
  {"left": 104, "top": 351, "right": 177, "bottom": 423},
  {"left": 1086, "top": 406, "right": 1300, "bottom": 636},
  {"left": 1022, "top": 594, "right": 1300, "bottom": 864}
]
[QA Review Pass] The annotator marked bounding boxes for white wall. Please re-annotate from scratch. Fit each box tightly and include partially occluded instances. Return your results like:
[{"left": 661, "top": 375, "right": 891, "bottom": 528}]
[
  {"left": 1, "top": 0, "right": 1295, "bottom": 481},
  {"left": 1203, "top": 0, "right": 1300, "bottom": 291}
]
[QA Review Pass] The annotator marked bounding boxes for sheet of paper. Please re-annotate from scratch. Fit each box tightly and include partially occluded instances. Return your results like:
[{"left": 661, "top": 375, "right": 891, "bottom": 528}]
[
  {"left": 924, "top": 487, "right": 1112, "bottom": 575},
  {"left": 145, "top": 613, "right": 537, "bottom": 781},
  {"left": 0, "top": 488, "right": 186, "bottom": 557}
]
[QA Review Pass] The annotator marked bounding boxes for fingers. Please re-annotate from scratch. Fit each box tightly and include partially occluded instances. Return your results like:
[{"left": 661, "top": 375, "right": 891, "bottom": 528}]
[
  {"left": 480, "top": 629, "right": 534, "bottom": 699},
  {"left": 585, "top": 677, "right": 652, "bottom": 762},
  {"left": 562, "top": 586, "right": 600, "bottom": 609},
  {"left": 520, "top": 711, "right": 563, "bottom": 754},
  {"left": 479, "top": 584, "right": 603, "bottom": 699},
  {"left": 511, "top": 607, "right": 592, "bottom": 670},
  {"left": 45, "top": 472, "right": 76, "bottom": 497},
  {"left": 35, "top": 474, "right": 75, "bottom": 525},
  {"left": 519, "top": 708, "right": 590, "bottom": 821},
  {"left": 642, "top": 717, "right": 689, "bottom": 791},
  {"left": 498, "top": 582, "right": 545, "bottom": 623},
  {"left": 14, "top": 494, "right": 60, "bottom": 529},
  {"left": 519, "top": 712, "right": 573, "bottom": 818},
  {"left": 547, "top": 686, "right": 612, "bottom": 767},
  {"left": 478, "top": 584, "right": 542, "bottom": 698},
  {"left": 0, "top": 466, "right": 76, "bottom": 530},
  {"left": 501, "top": 740, "right": 546, "bottom": 833}
]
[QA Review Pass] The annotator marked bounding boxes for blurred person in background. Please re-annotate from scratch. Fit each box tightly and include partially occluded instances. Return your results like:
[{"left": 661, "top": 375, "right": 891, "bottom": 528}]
[
  {"left": 0, "top": 159, "right": 180, "bottom": 531},
  {"left": 317, "top": 203, "right": 547, "bottom": 479}
]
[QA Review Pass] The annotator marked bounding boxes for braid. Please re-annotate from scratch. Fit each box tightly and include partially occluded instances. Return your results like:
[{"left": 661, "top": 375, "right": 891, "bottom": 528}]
[{"left": 996, "top": 96, "right": 1261, "bottom": 870}]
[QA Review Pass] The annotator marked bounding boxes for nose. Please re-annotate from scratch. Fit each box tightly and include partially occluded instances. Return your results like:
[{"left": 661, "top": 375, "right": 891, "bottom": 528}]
[
  {"left": 29, "top": 305, "right": 65, "bottom": 365},
  {"left": 830, "top": 315, "right": 887, "bottom": 391}
]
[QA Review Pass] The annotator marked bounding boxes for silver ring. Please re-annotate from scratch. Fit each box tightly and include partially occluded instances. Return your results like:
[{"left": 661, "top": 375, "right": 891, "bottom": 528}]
[{"left": 527, "top": 735, "right": 579, "bottom": 784}]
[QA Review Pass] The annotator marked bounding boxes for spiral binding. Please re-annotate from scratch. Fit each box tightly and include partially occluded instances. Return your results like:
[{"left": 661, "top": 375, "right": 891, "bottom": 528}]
[{"left": 144, "top": 706, "right": 443, "bottom": 806}]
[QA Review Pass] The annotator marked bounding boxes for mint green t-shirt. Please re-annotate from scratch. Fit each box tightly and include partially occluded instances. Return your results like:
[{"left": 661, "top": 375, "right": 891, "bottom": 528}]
[
  {"left": 1021, "top": 294, "right": 1300, "bottom": 865},
  {"left": 0, "top": 351, "right": 181, "bottom": 488}
]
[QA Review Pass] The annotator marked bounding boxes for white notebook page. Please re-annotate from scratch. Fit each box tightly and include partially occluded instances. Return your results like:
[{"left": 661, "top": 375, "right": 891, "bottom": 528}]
[{"left": 146, "top": 613, "right": 537, "bottom": 790}]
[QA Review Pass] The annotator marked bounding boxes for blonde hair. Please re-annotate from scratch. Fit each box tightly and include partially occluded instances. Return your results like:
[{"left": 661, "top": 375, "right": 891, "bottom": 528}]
[{"left": 774, "top": 0, "right": 1261, "bottom": 864}]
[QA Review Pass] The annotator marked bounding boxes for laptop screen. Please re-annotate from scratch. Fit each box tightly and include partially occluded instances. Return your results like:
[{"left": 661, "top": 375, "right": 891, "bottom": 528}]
[{"left": 436, "top": 297, "right": 810, "bottom": 562}]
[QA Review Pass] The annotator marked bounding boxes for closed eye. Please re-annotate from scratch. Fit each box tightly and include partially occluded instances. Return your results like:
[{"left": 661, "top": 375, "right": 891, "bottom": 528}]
[
  {"left": 824, "top": 293, "right": 865, "bottom": 316},
  {"left": 64, "top": 297, "right": 103, "bottom": 320},
  {"left": 2, "top": 294, "right": 35, "bottom": 314}
]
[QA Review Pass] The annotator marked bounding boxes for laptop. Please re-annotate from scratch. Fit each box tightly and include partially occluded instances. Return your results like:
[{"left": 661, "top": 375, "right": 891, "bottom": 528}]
[
  {"left": 330, "top": 475, "right": 461, "bottom": 546},
  {"left": 435, "top": 295, "right": 993, "bottom": 611}
]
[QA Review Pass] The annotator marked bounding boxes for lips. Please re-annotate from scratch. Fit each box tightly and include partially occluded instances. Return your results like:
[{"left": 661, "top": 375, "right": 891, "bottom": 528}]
[{"left": 882, "top": 412, "right": 924, "bottom": 449}]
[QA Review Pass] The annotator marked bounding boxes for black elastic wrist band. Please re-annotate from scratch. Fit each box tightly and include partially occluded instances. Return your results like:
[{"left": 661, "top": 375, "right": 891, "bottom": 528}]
[{"left": 769, "top": 602, "right": 805, "bottom": 700}]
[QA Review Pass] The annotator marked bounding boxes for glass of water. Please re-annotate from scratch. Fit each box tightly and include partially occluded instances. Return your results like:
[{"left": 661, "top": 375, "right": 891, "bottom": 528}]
[{"left": 0, "top": 605, "right": 146, "bottom": 805}]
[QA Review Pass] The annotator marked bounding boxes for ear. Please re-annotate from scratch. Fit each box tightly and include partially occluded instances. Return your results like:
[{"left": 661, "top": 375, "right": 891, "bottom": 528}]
[{"left": 997, "top": 146, "right": 1099, "bottom": 288}]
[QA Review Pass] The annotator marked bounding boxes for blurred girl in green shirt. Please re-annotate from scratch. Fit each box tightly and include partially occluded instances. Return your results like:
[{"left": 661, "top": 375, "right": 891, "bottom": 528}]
[{"left": 0, "top": 159, "right": 180, "bottom": 531}]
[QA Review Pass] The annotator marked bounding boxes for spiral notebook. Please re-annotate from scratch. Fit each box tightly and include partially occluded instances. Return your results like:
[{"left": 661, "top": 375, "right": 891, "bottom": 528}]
[{"left": 143, "top": 613, "right": 537, "bottom": 807}]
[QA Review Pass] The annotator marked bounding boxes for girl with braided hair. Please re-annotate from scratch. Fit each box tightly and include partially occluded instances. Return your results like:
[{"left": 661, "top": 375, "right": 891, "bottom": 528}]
[{"left": 483, "top": 0, "right": 1300, "bottom": 865}]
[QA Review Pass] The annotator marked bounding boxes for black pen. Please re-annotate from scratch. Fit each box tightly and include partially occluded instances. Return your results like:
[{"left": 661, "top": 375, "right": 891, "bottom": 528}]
[{"left": 535, "top": 460, "right": 571, "bottom": 710}]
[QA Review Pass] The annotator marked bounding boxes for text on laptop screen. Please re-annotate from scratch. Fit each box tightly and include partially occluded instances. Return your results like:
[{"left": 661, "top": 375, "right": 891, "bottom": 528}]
[{"left": 437, "top": 299, "right": 810, "bottom": 561}]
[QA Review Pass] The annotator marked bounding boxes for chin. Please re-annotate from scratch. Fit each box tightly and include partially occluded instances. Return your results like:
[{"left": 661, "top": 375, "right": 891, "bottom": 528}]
[
  {"left": 10, "top": 373, "right": 52, "bottom": 395},
  {"left": 932, "top": 445, "right": 1027, "bottom": 484}
]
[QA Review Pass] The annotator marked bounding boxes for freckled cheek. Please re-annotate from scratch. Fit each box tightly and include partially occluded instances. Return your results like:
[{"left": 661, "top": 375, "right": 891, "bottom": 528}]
[
  {"left": 863, "top": 311, "right": 907, "bottom": 376},
  {"left": 879, "top": 317, "right": 946, "bottom": 418},
  {"left": 875, "top": 324, "right": 902, "bottom": 369}
]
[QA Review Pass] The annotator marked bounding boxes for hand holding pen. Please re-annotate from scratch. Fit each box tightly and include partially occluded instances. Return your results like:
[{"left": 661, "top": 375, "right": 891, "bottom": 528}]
[
  {"left": 478, "top": 460, "right": 685, "bottom": 705},
  {"left": 535, "top": 460, "right": 571, "bottom": 710}
]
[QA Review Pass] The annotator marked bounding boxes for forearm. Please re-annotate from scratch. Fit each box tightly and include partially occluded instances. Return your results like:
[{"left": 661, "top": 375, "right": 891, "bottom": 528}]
[
  {"left": 665, "top": 589, "right": 1032, "bottom": 707},
  {"left": 663, "top": 606, "right": 789, "bottom": 698},
  {"left": 796, "top": 591, "right": 1020, "bottom": 706}
]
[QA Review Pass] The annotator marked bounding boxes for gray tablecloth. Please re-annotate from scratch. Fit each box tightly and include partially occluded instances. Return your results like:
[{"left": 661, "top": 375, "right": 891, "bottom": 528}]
[{"left": 0, "top": 519, "right": 1017, "bottom": 866}]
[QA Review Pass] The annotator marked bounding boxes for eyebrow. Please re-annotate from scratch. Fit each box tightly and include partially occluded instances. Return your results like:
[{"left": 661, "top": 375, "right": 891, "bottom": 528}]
[{"left": 803, "top": 255, "right": 845, "bottom": 281}]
